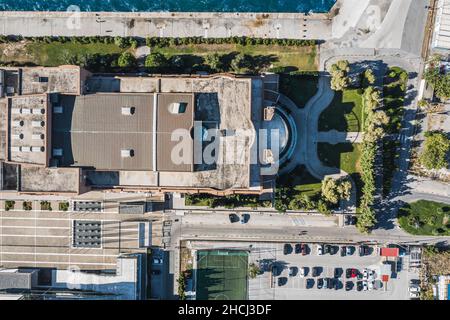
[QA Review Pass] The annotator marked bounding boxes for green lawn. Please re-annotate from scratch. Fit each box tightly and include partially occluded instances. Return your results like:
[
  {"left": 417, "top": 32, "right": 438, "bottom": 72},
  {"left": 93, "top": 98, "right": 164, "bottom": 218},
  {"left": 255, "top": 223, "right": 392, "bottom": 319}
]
[
  {"left": 196, "top": 250, "right": 248, "bottom": 300},
  {"left": 277, "top": 165, "right": 322, "bottom": 197},
  {"left": 26, "top": 42, "right": 125, "bottom": 66},
  {"left": 398, "top": 200, "right": 450, "bottom": 236},
  {"left": 153, "top": 43, "right": 318, "bottom": 71},
  {"left": 318, "top": 143, "right": 363, "bottom": 204},
  {"left": 319, "top": 89, "right": 364, "bottom": 132},
  {"left": 279, "top": 74, "right": 319, "bottom": 108}
]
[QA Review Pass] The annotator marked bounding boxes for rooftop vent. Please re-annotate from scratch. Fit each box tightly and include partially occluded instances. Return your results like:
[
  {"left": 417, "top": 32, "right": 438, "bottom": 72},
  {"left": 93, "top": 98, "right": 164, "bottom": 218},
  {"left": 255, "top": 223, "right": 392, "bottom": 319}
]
[
  {"left": 21, "top": 108, "right": 31, "bottom": 114},
  {"left": 21, "top": 146, "right": 32, "bottom": 153},
  {"left": 31, "top": 108, "right": 45, "bottom": 115},
  {"left": 121, "top": 107, "right": 135, "bottom": 115},
  {"left": 32, "top": 134, "right": 45, "bottom": 140},
  {"left": 168, "top": 102, "right": 187, "bottom": 114},
  {"left": 31, "top": 146, "right": 45, "bottom": 153},
  {"left": 12, "top": 134, "right": 24, "bottom": 140},
  {"left": 12, "top": 120, "right": 24, "bottom": 127},
  {"left": 121, "top": 149, "right": 135, "bottom": 158},
  {"left": 32, "top": 121, "right": 45, "bottom": 127}
]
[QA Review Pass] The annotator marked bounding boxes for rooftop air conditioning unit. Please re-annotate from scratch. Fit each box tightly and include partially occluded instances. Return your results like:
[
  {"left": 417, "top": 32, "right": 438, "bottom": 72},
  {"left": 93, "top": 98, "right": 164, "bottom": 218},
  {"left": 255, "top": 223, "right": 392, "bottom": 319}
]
[
  {"left": 121, "top": 107, "right": 135, "bottom": 115},
  {"left": 121, "top": 149, "right": 134, "bottom": 158},
  {"left": 53, "top": 148, "right": 63, "bottom": 157},
  {"left": 32, "top": 121, "right": 45, "bottom": 127},
  {"left": 12, "top": 134, "right": 24, "bottom": 140},
  {"left": 32, "top": 134, "right": 44, "bottom": 140},
  {"left": 11, "top": 108, "right": 21, "bottom": 114},
  {"left": 31, "top": 146, "right": 44, "bottom": 153},
  {"left": 12, "top": 120, "right": 24, "bottom": 127},
  {"left": 21, "top": 108, "right": 31, "bottom": 114},
  {"left": 21, "top": 146, "right": 32, "bottom": 153},
  {"left": 10, "top": 146, "right": 21, "bottom": 152},
  {"left": 168, "top": 102, "right": 187, "bottom": 114}
]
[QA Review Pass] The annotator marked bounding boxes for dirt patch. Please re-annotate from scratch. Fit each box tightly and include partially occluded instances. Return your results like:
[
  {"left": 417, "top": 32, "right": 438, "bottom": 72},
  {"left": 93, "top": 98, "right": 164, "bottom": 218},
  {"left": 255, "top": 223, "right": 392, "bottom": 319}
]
[{"left": 0, "top": 41, "right": 33, "bottom": 63}]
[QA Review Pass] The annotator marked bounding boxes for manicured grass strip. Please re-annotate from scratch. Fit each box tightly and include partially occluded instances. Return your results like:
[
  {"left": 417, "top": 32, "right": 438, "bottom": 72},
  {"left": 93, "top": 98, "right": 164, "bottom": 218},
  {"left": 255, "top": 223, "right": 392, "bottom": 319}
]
[
  {"left": 196, "top": 250, "right": 248, "bottom": 300},
  {"left": 319, "top": 89, "right": 364, "bottom": 132},
  {"left": 398, "top": 200, "right": 450, "bottom": 236}
]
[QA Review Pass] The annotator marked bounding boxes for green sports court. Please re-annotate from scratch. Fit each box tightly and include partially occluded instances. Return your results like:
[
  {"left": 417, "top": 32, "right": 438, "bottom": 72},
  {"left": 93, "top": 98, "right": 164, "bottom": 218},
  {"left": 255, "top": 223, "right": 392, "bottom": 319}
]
[{"left": 195, "top": 249, "right": 249, "bottom": 300}]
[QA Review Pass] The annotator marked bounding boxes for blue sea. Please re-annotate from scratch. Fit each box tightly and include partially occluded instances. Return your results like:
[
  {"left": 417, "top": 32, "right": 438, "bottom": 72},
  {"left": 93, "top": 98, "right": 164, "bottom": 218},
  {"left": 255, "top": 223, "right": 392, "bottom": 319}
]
[{"left": 0, "top": 0, "right": 336, "bottom": 13}]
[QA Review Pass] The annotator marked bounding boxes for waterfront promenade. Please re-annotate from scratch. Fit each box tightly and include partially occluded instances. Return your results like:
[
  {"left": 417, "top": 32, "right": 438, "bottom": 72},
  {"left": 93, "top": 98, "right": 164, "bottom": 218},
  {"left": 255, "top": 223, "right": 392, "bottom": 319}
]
[{"left": 0, "top": 11, "right": 332, "bottom": 39}]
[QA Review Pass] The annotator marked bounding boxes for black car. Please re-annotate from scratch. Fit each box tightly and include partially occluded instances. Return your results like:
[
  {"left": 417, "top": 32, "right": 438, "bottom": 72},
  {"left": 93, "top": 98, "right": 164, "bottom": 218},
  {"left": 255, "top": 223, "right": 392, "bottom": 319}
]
[
  {"left": 359, "top": 245, "right": 366, "bottom": 256},
  {"left": 345, "top": 281, "right": 354, "bottom": 291},
  {"left": 312, "top": 266, "right": 321, "bottom": 277},
  {"left": 330, "top": 246, "right": 339, "bottom": 255},
  {"left": 271, "top": 265, "right": 279, "bottom": 276},
  {"left": 344, "top": 215, "right": 351, "bottom": 226},
  {"left": 228, "top": 213, "right": 239, "bottom": 223},
  {"left": 334, "top": 267, "right": 343, "bottom": 278},
  {"left": 283, "top": 243, "right": 292, "bottom": 255},
  {"left": 278, "top": 277, "right": 288, "bottom": 287},
  {"left": 323, "top": 278, "right": 331, "bottom": 289},
  {"left": 334, "top": 279, "right": 342, "bottom": 290},
  {"left": 306, "top": 278, "right": 315, "bottom": 289},
  {"left": 340, "top": 246, "right": 346, "bottom": 257},
  {"left": 294, "top": 243, "right": 301, "bottom": 254},
  {"left": 324, "top": 244, "right": 331, "bottom": 254},
  {"left": 317, "top": 278, "right": 324, "bottom": 289},
  {"left": 356, "top": 281, "right": 363, "bottom": 291},
  {"left": 351, "top": 216, "right": 357, "bottom": 225}
]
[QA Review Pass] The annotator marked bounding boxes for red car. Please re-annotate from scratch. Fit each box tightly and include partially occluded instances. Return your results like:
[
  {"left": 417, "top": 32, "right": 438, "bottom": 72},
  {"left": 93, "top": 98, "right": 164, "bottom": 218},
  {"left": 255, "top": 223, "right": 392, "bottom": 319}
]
[
  {"left": 346, "top": 268, "right": 358, "bottom": 278},
  {"left": 301, "top": 244, "right": 308, "bottom": 256}
]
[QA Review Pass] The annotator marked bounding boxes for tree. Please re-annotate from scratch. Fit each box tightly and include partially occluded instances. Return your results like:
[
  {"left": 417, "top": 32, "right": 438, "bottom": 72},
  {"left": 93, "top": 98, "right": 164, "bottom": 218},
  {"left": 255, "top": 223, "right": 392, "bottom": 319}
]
[
  {"left": 317, "top": 200, "right": 332, "bottom": 216},
  {"left": 145, "top": 52, "right": 168, "bottom": 69},
  {"left": 419, "top": 131, "right": 450, "bottom": 170},
  {"left": 321, "top": 177, "right": 352, "bottom": 205},
  {"left": 117, "top": 52, "right": 136, "bottom": 68},
  {"left": 205, "top": 53, "right": 223, "bottom": 72},
  {"left": 114, "top": 36, "right": 130, "bottom": 48},
  {"left": 356, "top": 206, "right": 377, "bottom": 233},
  {"left": 329, "top": 60, "right": 350, "bottom": 91},
  {"left": 230, "top": 53, "right": 250, "bottom": 73},
  {"left": 248, "top": 263, "right": 261, "bottom": 279},
  {"left": 364, "top": 69, "right": 376, "bottom": 85},
  {"left": 177, "top": 273, "right": 186, "bottom": 300},
  {"left": 363, "top": 86, "right": 381, "bottom": 111}
]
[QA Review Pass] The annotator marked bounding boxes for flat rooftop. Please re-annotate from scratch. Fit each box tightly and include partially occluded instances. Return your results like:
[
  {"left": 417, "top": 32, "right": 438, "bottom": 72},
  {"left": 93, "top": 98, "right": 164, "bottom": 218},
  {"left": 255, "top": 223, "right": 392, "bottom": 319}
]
[
  {"left": 51, "top": 93, "right": 195, "bottom": 172},
  {"left": 20, "top": 66, "right": 81, "bottom": 95},
  {"left": 8, "top": 95, "right": 48, "bottom": 165}
]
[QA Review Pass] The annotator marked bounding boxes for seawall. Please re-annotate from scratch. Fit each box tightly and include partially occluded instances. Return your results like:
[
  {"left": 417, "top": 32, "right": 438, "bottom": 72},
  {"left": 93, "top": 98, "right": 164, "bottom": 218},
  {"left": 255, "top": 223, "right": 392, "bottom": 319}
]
[{"left": 0, "top": 11, "right": 333, "bottom": 39}]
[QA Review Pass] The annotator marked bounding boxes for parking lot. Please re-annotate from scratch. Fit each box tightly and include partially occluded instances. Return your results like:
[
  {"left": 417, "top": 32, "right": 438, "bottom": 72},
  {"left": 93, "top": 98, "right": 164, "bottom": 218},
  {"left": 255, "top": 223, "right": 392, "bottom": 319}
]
[{"left": 248, "top": 242, "right": 413, "bottom": 300}]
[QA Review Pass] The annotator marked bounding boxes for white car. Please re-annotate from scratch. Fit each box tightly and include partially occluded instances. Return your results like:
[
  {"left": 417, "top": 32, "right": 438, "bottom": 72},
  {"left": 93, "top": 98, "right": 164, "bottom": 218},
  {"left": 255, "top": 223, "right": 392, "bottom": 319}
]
[
  {"left": 362, "top": 281, "right": 368, "bottom": 291},
  {"left": 362, "top": 268, "right": 368, "bottom": 280},
  {"left": 409, "top": 286, "right": 420, "bottom": 293},
  {"left": 317, "top": 245, "right": 323, "bottom": 256},
  {"left": 410, "top": 291, "right": 420, "bottom": 299},
  {"left": 368, "top": 280, "right": 374, "bottom": 291},
  {"left": 368, "top": 270, "right": 375, "bottom": 281},
  {"left": 299, "top": 267, "right": 306, "bottom": 278}
]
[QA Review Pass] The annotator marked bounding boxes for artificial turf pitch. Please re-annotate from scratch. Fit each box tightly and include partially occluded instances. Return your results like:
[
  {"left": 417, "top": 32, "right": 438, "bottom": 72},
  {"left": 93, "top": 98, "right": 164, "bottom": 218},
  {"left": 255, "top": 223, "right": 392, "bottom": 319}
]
[{"left": 196, "top": 249, "right": 248, "bottom": 300}]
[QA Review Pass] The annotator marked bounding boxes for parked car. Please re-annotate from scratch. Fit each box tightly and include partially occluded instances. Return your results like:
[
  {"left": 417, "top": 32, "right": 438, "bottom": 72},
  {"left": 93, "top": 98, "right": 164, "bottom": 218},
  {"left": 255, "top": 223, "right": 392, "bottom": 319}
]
[
  {"left": 306, "top": 278, "right": 315, "bottom": 289},
  {"left": 317, "top": 278, "right": 324, "bottom": 289},
  {"left": 295, "top": 243, "right": 301, "bottom": 254},
  {"left": 317, "top": 244, "right": 323, "bottom": 256},
  {"left": 409, "top": 279, "right": 420, "bottom": 286},
  {"left": 334, "top": 279, "right": 342, "bottom": 290},
  {"left": 152, "top": 257, "right": 163, "bottom": 264},
  {"left": 240, "top": 214, "right": 248, "bottom": 224},
  {"left": 344, "top": 215, "right": 351, "bottom": 226},
  {"left": 362, "top": 281, "right": 368, "bottom": 291},
  {"left": 345, "top": 281, "right": 354, "bottom": 291},
  {"left": 301, "top": 243, "right": 308, "bottom": 255},
  {"left": 334, "top": 267, "right": 343, "bottom": 278},
  {"left": 324, "top": 278, "right": 331, "bottom": 289},
  {"left": 341, "top": 246, "right": 346, "bottom": 257},
  {"left": 368, "top": 269, "right": 375, "bottom": 281},
  {"left": 284, "top": 243, "right": 292, "bottom": 255},
  {"left": 368, "top": 280, "right": 374, "bottom": 291},
  {"left": 351, "top": 216, "right": 357, "bottom": 225},
  {"left": 299, "top": 267, "right": 308, "bottom": 278},
  {"left": 324, "top": 244, "right": 331, "bottom": 254},
  {"left": 278, "top": 277, "right": 288, "bottom": 287},
  {"left": 330, "top": 246, "right": 339, "bottom": 255},
  {"left": 346, "top": 268, "right": 358, "bottom": 278},
  {"left": 356, "top": 281, "right": 363, "bottom": 291},
  {"left": 359, "top": 245, "right": 370, "bottom": 256},
  {"left": 312, "top": 267, "right": 321, "bottom": 277},
  {"left": 346, "top": 246, "right": 354, "bottom": 256},
  {"left": 410, "top": 291, "right": 420, "bottom": 299},
  {"left": 228, "top": 213, "right": 237, "bottom": 223},
  {"left": 409, "top": 286, "right": 421, "bottom": 293},
  {"left": 362, "top": 268, "right": 369, "bottom": 280},
  {"left": 289, "top": 267, "right": 297, "bottom": 277}
]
